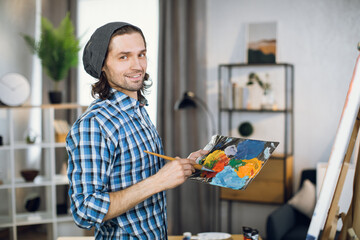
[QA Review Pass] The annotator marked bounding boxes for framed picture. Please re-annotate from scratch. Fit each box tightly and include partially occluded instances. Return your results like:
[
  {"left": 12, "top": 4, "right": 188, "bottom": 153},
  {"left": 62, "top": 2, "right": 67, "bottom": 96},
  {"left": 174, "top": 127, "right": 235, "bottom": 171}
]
[{"left": 247, "top": 22, "right": 277, "bottom": 64}]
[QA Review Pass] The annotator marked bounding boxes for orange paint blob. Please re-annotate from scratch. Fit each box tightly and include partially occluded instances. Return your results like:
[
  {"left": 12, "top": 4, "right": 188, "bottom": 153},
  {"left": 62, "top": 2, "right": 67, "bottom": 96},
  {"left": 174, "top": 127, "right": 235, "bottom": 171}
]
[{"left": 234, "top": 158, "right": 263, "bottom": 179}]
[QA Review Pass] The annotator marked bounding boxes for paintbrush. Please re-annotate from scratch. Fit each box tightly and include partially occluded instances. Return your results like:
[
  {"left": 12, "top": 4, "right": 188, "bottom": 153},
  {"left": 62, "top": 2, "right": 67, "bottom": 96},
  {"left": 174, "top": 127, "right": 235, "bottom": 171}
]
[{"left": 144, "top": 150, "right": 215, "bottom": 172}]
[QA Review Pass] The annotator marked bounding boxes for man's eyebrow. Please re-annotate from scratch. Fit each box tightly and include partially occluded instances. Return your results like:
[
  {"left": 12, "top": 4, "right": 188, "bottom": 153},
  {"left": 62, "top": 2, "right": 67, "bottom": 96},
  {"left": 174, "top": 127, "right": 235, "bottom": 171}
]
[{"left": 117, "top": 49, "right": 147, "bottom": 55}]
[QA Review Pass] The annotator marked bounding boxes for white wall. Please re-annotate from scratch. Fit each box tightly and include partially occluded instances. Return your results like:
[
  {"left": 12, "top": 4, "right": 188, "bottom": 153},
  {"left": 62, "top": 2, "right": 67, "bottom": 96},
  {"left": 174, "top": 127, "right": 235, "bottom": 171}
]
[
  {"left": 206, "top": 0, "right": 360, "bottom": 236},
  {"left": 0, "top": 0, "right": 37, "bottom": 82}
]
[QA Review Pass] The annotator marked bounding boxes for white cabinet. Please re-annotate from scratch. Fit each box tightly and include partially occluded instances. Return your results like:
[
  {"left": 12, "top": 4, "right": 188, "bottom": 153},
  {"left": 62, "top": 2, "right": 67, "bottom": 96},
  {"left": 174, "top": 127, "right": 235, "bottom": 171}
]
[{"left": 0, "top": 104, "right": 86, "bottom": 240}]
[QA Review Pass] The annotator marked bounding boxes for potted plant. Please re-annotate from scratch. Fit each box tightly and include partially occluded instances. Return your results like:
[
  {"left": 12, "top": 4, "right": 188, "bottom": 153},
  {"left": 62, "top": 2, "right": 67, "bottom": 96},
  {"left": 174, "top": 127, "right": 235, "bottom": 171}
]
[
  {"left": 23, "top": 13, "right": 80, "bottom": 103},
  {"left": 246, "top": 72, "right": 271, "bottom": 93},
  {"left": 247, "top": 72, "right": 275, "bottom": 110}
]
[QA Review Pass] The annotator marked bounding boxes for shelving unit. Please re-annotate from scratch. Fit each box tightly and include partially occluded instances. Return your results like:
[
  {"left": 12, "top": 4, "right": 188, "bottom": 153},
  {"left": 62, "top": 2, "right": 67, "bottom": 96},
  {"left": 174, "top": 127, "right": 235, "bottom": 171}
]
[
  {"left": 218, "top": 63, "right": 294, "bottom": 204},
  {"left": 0, "top": 104, "right": 86, "bottom": 240}
]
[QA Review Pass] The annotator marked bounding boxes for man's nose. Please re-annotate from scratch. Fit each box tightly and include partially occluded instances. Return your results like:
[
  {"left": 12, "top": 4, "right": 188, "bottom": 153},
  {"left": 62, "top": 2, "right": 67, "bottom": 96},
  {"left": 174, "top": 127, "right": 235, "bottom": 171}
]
[{"left": 130, "top": 57, "right": 142, "bottom": 69}]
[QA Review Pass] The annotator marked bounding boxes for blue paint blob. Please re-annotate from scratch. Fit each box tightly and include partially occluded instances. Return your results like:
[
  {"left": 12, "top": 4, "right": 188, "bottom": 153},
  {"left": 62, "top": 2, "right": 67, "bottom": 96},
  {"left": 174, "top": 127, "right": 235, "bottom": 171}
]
[
  {"left": 235, "top": 140, "right": 265, "bottom": 160},
  {"left": 211, "top": 166, "right": 249, "bottom": 190}
]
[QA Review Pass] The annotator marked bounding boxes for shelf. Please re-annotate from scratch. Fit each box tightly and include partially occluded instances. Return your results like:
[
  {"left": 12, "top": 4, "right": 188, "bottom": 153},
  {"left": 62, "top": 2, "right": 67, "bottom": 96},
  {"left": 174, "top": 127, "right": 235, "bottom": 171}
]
[
  {"left": 0, "top": 216, "right": 13, "bottom": 227},
  {"left": 220, "top": 108, "right": 288, "bottom": 113},
  {"left": 11, "top": 142, "right": 67, "bottom": 149},
  {"left": 0, "top": 103, "right": 85, "bottom": 110},
  {"left": 0, "top": 104, "right": 85, "bottom": 239},
  {"left": 0, "top": 181, "right": 12, "bottom": 189},
  {"left": 54, "top": 175, "right": 68, "bottom": 185},
  {"left": 12, "top": 141, "right": 57, "bottom": 149},
  {"left": 54, "top": 142, "right": 67, "bottom": 148},
  {"left": 15, "top": 212, "right": 53, "bottom": 226},
  {"left": 218, "top": 62, "right": 293, "bottom": 68},
  {"left": 14, "top": 177, "right": 52, "bottom": 188},
  {"left": 0, "top": 145, "right": 11, "bottom": 150}
]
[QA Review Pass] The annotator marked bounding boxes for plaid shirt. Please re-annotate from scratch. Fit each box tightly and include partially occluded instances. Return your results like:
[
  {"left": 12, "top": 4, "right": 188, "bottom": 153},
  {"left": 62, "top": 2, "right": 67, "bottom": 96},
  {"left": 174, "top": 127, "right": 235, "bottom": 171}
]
[{"left": 66, "top": 90, "right": 167, "bottom": 239}]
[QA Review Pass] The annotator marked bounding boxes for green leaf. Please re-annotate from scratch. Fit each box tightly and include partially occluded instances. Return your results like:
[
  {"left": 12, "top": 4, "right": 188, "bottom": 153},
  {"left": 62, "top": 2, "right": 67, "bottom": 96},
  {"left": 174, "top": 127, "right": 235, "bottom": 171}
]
[
  {"left": 22, "top": 34, "right": 37, "bottom": 54},
  {"left": 21, "top": 12, "right": 80, "bottom": 86}
]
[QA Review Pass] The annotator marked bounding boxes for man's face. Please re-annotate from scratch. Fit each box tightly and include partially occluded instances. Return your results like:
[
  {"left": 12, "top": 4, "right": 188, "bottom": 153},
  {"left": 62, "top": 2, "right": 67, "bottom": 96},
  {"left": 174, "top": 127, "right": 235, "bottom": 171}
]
[{"left": 102, "top": 32, "right": 147, "bottom": 99}]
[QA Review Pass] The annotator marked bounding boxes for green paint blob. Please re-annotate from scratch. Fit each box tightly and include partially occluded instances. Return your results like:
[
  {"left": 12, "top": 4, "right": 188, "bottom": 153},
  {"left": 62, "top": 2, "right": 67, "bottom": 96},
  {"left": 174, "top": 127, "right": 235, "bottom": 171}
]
[{"left": 229, "top": 159, "right": 245, "bottom": 170}]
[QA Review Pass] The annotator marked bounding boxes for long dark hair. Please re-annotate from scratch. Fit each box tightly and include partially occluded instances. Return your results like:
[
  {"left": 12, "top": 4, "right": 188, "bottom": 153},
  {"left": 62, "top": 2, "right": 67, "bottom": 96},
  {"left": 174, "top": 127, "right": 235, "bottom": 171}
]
[{"left": 91, "top": 25, "right": 152, "bottom": 100}]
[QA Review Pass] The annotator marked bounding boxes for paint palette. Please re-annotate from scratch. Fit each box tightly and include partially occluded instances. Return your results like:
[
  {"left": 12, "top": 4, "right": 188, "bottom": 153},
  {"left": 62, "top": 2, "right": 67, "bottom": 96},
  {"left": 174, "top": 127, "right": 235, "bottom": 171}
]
[{"left": 190, "top": 135, "right": 279, "bottom": 190}]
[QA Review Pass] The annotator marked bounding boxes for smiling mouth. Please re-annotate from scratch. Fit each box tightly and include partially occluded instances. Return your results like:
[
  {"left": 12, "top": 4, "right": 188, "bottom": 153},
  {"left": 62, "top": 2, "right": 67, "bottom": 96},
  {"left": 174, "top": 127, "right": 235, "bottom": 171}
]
[{"left": 125, "top": 73, "right": 143, "bottom": 80}]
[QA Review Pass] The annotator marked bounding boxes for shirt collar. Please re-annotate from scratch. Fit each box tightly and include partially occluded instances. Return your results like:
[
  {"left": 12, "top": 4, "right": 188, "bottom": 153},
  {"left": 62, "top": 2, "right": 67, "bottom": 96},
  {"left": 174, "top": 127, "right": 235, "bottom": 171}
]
[{"left": 108, "top": 88, "right": 140, "bottom": 117}]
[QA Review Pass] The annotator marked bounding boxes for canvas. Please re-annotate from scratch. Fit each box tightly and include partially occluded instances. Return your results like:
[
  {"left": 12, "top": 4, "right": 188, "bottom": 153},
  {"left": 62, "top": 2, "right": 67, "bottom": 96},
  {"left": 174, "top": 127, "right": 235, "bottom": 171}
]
[{"left": 189, "top": 135, "right": 279, "bottom": 190}]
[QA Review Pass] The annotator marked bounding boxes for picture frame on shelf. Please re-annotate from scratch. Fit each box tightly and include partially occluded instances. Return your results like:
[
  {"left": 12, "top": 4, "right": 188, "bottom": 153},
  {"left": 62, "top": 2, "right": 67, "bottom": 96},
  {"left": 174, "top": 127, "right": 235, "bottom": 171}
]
[{"left": 246, "top": 22, "right": 277, "bottom": 64}]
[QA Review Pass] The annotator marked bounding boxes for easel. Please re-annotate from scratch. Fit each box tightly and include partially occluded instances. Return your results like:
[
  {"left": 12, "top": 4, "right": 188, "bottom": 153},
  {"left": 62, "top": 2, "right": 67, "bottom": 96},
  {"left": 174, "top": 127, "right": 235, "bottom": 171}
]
[
  {"left": 307, "top": 45, "right": 360, "bottom": 240},
  {"left": 317, "top": 45, "right": 360, "bottom": 240},
  {"left": 320, "top": 109, "right": 360, "bottom": 240}
]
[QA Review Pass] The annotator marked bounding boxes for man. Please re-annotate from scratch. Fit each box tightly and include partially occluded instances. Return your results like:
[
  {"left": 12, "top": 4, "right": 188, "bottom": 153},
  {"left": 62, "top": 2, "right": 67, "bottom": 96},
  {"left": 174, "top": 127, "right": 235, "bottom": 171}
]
[{"left": 66, "top": 22, "right": 207, "bottom": 239}]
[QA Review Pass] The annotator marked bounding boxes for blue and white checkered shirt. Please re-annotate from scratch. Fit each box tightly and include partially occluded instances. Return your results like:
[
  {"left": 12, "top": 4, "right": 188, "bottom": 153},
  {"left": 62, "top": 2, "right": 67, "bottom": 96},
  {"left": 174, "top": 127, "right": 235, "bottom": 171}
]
[{"left": 66, "top": 89, "right": 167, "bottom": 239}]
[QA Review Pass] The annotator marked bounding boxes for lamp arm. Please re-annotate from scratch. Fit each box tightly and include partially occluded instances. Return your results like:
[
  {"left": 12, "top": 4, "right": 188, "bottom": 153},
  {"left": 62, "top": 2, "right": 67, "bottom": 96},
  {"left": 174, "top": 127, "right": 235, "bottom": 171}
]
[{"left": 193, "top": 95, "right": 216, "bottom": 136}]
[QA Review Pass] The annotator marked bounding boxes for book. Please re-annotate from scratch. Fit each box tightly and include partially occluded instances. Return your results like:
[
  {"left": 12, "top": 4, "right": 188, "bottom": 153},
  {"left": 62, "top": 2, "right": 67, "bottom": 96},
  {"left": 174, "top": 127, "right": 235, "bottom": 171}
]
[
  {"left": 189, "top": 135, "right": 279, "bottom": 190},
  {"left": 233, "top": 84, "right": 249, "bottom": 109}
]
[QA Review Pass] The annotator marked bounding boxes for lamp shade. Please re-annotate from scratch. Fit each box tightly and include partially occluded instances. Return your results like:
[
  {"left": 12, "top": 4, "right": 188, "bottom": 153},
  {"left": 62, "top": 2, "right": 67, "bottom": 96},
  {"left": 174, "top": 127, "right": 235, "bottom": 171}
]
[
  {"left": 174, "top": 91, "right": 216, "bottom": 136},
  {"left": 174, "top": 91, "right": 197, "bottom": 109}
]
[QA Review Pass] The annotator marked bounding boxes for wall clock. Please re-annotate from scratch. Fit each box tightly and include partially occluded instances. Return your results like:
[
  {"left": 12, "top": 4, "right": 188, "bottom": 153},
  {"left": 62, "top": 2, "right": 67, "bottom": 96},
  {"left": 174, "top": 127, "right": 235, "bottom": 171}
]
[{"left": 0, "top": 73, "right": 31, "bottom": 106}]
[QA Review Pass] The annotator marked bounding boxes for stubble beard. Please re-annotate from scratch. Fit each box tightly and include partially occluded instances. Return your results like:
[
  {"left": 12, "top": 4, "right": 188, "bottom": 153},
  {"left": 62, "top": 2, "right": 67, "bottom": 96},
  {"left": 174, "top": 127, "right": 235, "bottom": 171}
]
[{"left": 110, "top": 73, "right": 145, "bottom": 93}]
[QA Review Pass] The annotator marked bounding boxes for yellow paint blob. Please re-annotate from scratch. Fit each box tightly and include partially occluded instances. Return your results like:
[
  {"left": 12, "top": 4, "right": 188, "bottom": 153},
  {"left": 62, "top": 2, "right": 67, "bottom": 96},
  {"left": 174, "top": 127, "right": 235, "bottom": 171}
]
[{"left": 202, "top": 150, "right": 228, "bottom": 168}]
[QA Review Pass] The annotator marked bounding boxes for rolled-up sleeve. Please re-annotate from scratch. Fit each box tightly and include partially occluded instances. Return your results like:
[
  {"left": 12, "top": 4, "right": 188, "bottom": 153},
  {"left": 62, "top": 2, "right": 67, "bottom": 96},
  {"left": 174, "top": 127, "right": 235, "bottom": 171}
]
[{"left": 66, "top": 116, "right": 112, "bottom": 229}]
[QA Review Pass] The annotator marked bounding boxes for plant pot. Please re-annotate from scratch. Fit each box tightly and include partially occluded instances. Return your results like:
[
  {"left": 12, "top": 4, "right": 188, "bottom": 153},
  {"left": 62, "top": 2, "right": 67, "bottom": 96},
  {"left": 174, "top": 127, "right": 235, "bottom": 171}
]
[{"left": 49, "top": 91, "right": 62, "bottom": 104}]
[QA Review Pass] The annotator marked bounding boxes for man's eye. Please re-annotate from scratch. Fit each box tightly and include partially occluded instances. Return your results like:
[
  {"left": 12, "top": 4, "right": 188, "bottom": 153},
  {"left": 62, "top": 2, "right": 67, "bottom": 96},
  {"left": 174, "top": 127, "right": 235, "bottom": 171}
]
[
  {"left": 120, "top": 55, "right": 127, "bottom": 60},
  {"left": 139, "top": 53, "right": 146, "bottom": 58}
]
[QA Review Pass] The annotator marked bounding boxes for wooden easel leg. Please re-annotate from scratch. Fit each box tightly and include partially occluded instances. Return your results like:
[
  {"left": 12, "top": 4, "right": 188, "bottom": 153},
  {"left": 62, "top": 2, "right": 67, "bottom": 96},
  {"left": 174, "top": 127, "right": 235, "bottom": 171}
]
[
  {"left": 339, "top": 203, "right": 353, "bottom": 240},
  {"left": 321, "top": 163, "right": 350, "bottom": 240},
  {"left": 321, "top": 109, "right": 360, "bottom": 240},
  {"left": 329, "top": 207, "right": 340, "bottom": 239},
  {"left": 338, "top": 111, "right": 360, "bottom": 240},
  {"left": 351, "top": 153, "right": 360, "bottom": 234}
]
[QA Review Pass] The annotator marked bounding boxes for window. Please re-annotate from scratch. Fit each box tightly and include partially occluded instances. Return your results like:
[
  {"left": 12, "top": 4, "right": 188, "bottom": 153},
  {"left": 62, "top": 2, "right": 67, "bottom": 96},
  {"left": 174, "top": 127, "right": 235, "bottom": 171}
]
[{"left": 77, "top": 0, "right": 159, "bottom": 124}]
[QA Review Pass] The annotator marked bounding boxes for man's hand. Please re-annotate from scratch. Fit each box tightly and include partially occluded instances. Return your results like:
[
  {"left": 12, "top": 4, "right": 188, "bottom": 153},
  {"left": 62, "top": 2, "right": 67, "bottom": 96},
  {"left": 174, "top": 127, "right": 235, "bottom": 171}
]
[
  {"left": 154, "top": 157, "right": 195, "bottom": 190},
  {"left": 153, "top": 149, "right": 209, "bottom": 191}
]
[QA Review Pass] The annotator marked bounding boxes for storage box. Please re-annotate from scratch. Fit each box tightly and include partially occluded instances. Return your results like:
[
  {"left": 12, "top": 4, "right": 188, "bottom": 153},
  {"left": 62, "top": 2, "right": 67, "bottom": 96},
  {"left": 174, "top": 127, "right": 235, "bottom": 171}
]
[{"left": 55, "top": 132, "right": 68, "bottom": 143}]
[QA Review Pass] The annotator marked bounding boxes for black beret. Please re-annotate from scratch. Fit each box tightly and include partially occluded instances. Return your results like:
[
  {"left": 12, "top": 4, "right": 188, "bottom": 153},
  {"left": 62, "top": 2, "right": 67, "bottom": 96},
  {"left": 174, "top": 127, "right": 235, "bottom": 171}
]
[{"left": 82, "top": 22, "right": 142, "bottom": 78}]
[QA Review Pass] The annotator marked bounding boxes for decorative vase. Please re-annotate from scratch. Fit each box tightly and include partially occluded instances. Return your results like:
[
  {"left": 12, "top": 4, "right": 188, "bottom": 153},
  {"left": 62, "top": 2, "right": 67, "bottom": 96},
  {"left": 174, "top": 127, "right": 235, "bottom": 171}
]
[
  {"left": 261, "top": 88, "right": 275, "bottom": 110},
  {"left": 238, "top": 122, "right": 254, "bottom": 137},
  {"left": 49, "top": 91, "right": 62, "bottom": 104}
]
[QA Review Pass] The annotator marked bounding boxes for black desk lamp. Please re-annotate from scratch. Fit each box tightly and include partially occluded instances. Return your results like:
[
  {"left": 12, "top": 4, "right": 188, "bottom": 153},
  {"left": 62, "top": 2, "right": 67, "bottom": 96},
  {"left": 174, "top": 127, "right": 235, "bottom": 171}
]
[{"left": 174, "top": 91, "right": 216, "bottom": 136}]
